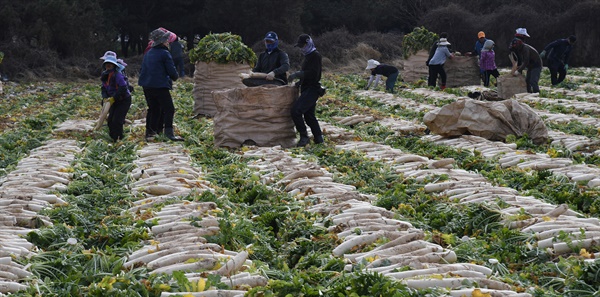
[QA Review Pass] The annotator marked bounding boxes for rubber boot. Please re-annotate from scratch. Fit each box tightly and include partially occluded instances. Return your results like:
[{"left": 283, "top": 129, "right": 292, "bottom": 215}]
[
  {"left": 314, "top": 134, "right": 324, "bottom": 144},
  {"left": 296, "top": 135, "right": 310, "bottom": 147},
  {"left": 164, "top": 127, "right": 184, "bottom": 142},
  {"left": 145, "top": 131, "right": 157, "bottom": 142}
]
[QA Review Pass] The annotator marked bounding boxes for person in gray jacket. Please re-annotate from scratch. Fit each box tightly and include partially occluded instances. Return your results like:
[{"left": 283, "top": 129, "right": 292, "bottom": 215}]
[{"left": 427, "top": 38, "right": 454, "bottom": 90}]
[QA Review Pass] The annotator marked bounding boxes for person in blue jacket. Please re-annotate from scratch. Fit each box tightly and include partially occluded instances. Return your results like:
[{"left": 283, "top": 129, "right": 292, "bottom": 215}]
[
  {"left": 138, "top": 28, "right": 183, "bottom": 142},
  {"left": 474, "top": 31, "right": 488, "bottom": 83},
  {"left": 540, "top": 35, "right": 576, "bottom": 85}
]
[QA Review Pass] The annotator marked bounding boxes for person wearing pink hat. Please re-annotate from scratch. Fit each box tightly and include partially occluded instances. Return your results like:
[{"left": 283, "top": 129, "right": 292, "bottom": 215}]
[{"left": 138, "top": 28, "right": 183, "bottom": 142}]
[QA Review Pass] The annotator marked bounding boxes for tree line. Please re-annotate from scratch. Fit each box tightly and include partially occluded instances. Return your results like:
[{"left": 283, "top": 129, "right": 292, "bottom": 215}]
[{"left": 0, "top": 0, "right": 598, "bottom": 80}]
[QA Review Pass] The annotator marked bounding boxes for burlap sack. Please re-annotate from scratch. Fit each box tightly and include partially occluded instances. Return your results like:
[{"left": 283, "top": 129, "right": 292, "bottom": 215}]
[
  {"left": 497, "top": 74, "right": 527, "bottom": 99},
  {"left": 444, "top": 56, "right": 480, "bottom": 87},
  {"left": 423, "top": 98, "right": 548, "bottom": 144},
  {"left": 403, "top": 50, "right": 429, "bottom": 83},
  {"left": 193, "top": 61, "right": 251, "bottom": 117},
  {"left": 403, "top": 50, "right": 480, "bottom": 87},
  {"left": 212, "top": 85, "right": 298, "bottom": 148}
]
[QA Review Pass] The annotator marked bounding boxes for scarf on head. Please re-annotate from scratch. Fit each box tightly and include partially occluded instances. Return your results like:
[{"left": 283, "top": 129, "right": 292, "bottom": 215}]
[
  {"left": 301, "top": 38, "right": 316, "bottom": 56},
  {"left": 266, "top": 40, "right": 279, "bottom": 53}
]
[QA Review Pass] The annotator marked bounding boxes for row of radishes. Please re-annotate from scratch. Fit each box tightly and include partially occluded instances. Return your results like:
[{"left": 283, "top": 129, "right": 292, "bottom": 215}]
[
  {"left": 0, "top": 139, "right": 81, "bottom": 294},
  {"left": 124, "top": 142, "right": 268, "bottom": 297},
  {"left": 242, "top": 140, "right": 531, "bottom": 297}
]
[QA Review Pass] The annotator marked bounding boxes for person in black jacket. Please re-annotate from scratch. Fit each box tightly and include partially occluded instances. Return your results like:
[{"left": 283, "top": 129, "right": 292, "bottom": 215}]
[
  {"left": 253, "top": 31, "right": 290, "bottom": 84},
  {"left": 288, "top": 34, "right": 324, "bottom": 147},
  {"left": 365, "top": 59, "right": 399, "bottom": 93},
  {"left": 540, "top": 35, "right": 576, "bottom": 85}
]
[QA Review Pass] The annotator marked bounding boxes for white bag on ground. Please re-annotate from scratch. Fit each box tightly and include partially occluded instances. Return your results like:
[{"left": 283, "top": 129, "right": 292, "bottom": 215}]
[
  {"left": 212, "top": 85, "right": 298, "bottom": 148},
  {"left": 193, "top": 61, "right": 251, "bottom": 117},
  {"left": 423, "top": 98, "right": 548, "bottom": 144}
]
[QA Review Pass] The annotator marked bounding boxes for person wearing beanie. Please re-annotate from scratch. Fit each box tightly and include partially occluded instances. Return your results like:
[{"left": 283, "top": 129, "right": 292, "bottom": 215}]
[
  {"left": 288, "top": 34, "right": 324, "bottom": 147},
  {"left": 540, "top": 35, "right": 577, "bottom": 85},
  {"left": 100, "top": 55, "right": 132, "bottom": 142},
  {"left": 138, "top": 28, "right": 183, "bottom": 142},
  {"left": 251, "top": 31, "right": 290, "bottom": 84},
  {"left": 510, "top": 37, "right": 542, "bottom": 93},
  {"left": 364, "top": 59, "right": 400, "bottom": 93},
  {"left": 479, "top": 40, "right": 500, "bottom": 87},
  {"left": 427, "top": 37, "right": 454, "bottom": 90}
]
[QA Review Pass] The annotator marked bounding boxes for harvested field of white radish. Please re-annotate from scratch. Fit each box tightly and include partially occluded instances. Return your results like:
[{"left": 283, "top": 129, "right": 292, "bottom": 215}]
[{"left": 1, "top": 69, "right": 599, "bottom": 296}]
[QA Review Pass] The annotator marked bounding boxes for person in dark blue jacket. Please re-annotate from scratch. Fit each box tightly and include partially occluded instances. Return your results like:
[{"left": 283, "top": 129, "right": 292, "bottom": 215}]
[
  {"left": 540, "top": 35, "right": 576, "bottom": 85},
  {"left": 253, "top": 31, "right": 289, "bottom": 83},
  {"left": 288, "top": 34, "right": 324, "bottom": 147},
  {"left": 138, "top": 28, "right": 183, "bottom": 141}
]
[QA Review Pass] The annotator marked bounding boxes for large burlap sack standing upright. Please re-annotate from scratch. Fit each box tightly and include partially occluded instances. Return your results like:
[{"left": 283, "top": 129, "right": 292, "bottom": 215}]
[
  {"left": 402, "top": 50, "right": 429, "bottom": 83},
  {"left": 192, "top": 61, "right": 251, "bottom": 117},
  {"left": 403, "top": 50, "right": 480, "bottom": 87},
  {"left": 497, "top": 74, "right": 527, "bottom": 99},
  {"left": 423, "top": 98, "right": 548, "bottom": 144},
  {"left": 443, "top": 56, "right": 480, "bottom": 87},
  {"left": 212, "top": 85, "right": 298, "bottom": 148}
]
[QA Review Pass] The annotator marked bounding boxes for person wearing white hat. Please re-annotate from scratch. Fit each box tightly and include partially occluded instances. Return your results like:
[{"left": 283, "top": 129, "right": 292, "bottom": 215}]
[
  {"left": 427, "top": 38, "right": 454, "bottom": 90},
  {"left": 100, "top": 55, "right": 132, "bottom": 141},
  {"left": 509, "top": 37, "right": 542, "bottom": 93},
  {"left": 365, "top": 59, "right": 399, "bottom": 93}
]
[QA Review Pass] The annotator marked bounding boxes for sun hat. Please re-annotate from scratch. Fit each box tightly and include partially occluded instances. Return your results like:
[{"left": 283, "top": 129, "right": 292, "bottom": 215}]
[
  {"left": 515, "top": 28, "right": 530, "bottom": 37},
  {"left": 99, "top": 51, "right": 117, "bottom": 60},
  {"left": 438, "top": 38, "right": 451, "bottom": 46},
  {"left": 365, "top": 59, "right": 380, "bottom": 70},
  {"left": 478, "top": 31, "right": 485, "bottom": 38},
  {"left": 117, "top": 58, "right": 127, "bottom": 67},
  {"left": 295, "top": 34, "right": 311, "bottom": 47},
  {"left": 150, "top": 28, "right": 172, "bottom": 47},
  {"left": 264, "top": 31, "right": 278, "bottom": 41},
  {"left": 103, "top": 55, "right": 119, "bottom": 67}
]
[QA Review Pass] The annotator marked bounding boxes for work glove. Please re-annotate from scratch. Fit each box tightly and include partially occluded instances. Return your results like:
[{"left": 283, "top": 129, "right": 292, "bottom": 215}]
[
  {"left": 564, "top": 64, "right": 569, "bottom": 71},
  {"left": 266, "top": 71, "right": 275, "bottom": 80},
  {"left": 539, "top": 50, "right": 546, "bottom": 59},
  {"left": 288, "top": 71, "right": 304, "bottom": 83}
]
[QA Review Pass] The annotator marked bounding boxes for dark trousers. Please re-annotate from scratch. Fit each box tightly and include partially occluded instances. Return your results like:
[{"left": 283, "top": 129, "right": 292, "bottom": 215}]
[
  {"left": 107, "top": 96, "right": 131, "bottom": 141},
  {"left": 428, "top": 64, "right": 446, "bottom": 87},
  {"left": 291, "top": 86, "right": 322, "bottom": 138},
  {"left": 548, "top": 65, "right": 567, "bottom": 85},
  {"left": 173, "top": 56, "right": 185, "bottom": 77},
  {"left": 526, "top": 67, "right": 541, "bottom": 93},
  {"left": 143, "top": 87, "right": 175, "bottom": 136},
  {"left": 483, "top": 69, "right": 500, "bottom": 87},
  {"left": 385, "top": 71, "right": 399, "bottom": 93}
]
